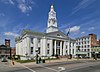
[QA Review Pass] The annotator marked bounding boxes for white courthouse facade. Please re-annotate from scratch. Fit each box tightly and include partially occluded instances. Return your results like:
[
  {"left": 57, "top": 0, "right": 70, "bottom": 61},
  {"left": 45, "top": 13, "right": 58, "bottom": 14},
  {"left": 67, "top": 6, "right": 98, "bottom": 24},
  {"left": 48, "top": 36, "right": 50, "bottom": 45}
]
[{"left": 15, "top": 5, "right": 76, "bottom": 57}]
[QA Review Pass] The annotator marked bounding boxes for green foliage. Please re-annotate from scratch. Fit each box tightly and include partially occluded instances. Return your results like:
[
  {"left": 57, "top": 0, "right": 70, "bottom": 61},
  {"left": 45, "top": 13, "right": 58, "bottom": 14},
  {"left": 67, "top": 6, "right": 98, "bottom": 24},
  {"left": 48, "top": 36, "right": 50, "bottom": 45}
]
[
  {"left": 45, "top": 57, "right": 59, "bottom": 60},
  {"left": 16, "top": 60, "right": 35, "bottom": 63},
  {"left": 13, "top": 55, "right": 20, "bottom": 60}
]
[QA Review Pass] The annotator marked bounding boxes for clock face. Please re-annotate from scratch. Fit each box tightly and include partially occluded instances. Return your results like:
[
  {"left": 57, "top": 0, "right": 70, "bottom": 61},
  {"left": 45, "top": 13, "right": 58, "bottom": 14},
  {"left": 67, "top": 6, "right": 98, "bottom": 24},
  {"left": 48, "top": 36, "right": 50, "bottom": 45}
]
[{"left": 50, "top": 12, "right": 54, "bottom": 16}]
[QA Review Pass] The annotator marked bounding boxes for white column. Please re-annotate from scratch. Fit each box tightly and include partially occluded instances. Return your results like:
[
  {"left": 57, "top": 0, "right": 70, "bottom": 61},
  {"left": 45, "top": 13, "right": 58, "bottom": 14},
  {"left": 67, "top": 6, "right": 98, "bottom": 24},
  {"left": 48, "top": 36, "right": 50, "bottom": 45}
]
[
  {"left": 18, "top": 42, "right": 20, "bottom": 55},
  {"left": 74, "top": 43, "right": 76, "bottom": 55},
  {"left": 89, "top": 48, "right": 92, "bottom": 58},
  {"left": 42, "top": 38, "right": 47, "bottom": 56},
  {"left": 16, "top": 42, "right": 18, "bottom": 55},
  {"left": 63, "top": 41, "right": 66, "bottom": 55},
  {"left": 20, "top": 42, "right": 22, "bottom": 55},
  {"left": 71, "top": 43, "right": 73, "bottom": 54},
  {"left": 60, "top": 41, "right": 62, "bottom": 56},
  {"left": 40, "top": 39, "right": 43, "bottom": 56},
  {"left": 50, "top": 40, "right": 53, "bottom": 56},
  {"left": 17, "top": 42, "right": 20, "bottom": 55},
  {"left": 23, "top": 39, "right": 25, "bottom": 56},
  {"left": 21, "top": 41, "right": 23, "bottom": 55},
  {"left": 33, "top": 38, "right": 38, "bottom": 56},
  {"left": 25, "top": 38, "right": 27, "bottom": 56},
  {"left": 19, "top": 41, "right": 22, "bottom": 55},
  {"left": 26, "top": 37, "right": 30, "bottom": 56},
  {"left": 23, "top": 38, "right": 26, "bottom": 56},
  {"left": 67, "top": 42, "right": 70, "bottom": 55},
  {"left": 54, "top": 40, "right": 56, "bottom": 55},
  {"left": 22, "top": 39, "right": 24, "bottom": 56}
]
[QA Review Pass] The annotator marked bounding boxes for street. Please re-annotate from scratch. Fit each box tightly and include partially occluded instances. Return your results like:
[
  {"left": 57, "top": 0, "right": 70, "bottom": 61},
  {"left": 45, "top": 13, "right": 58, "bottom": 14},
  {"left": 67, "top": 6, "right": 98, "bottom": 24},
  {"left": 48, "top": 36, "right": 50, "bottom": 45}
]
[
  {"left": 67, "top": 64, "right": 100, "bottom": 72},
  {"left": 1, "top": 59, "right": 100, "bottom": 72}
]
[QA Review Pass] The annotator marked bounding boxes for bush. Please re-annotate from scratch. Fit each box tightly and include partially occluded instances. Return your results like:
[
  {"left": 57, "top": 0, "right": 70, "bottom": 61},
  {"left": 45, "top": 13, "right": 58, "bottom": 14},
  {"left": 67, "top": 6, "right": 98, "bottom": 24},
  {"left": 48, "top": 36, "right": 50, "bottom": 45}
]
[
  {"left": 16, "top": 60, "right": 35, "bottom": 63},
  {"left": 13, "top": 55, "right": 20, "bottom": 60}
]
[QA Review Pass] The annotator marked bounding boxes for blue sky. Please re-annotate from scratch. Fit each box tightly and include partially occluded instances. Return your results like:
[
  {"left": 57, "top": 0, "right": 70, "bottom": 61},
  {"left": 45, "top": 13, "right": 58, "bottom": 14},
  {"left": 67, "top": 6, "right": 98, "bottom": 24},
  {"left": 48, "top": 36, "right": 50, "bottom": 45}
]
[{"left": 0, "top": 0, "right": 100, "bottom": 47}]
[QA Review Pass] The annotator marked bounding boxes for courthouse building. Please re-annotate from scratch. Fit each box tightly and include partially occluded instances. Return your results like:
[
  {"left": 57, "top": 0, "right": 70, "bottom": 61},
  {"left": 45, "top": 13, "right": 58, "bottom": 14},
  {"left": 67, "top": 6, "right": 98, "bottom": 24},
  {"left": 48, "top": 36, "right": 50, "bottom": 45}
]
[{"left": 15, "top": 5, "right": 76, "bottom": 57}]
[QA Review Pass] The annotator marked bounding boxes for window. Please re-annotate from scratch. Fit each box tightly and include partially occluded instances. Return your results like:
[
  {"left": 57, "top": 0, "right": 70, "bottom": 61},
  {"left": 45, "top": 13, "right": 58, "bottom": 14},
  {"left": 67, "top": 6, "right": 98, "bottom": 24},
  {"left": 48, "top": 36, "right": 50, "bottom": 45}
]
[
  {"left": 31, "top": 47, "right": 33, "bottom": 54},
  {"left": 85, "top": 42, "right": 86, "bottom": 44},
  {"left": 73, "top": 49, "right": 74, "bottom": 54},
  {"left": 88, "top": 45, "right": 90, "bottom": 48},
  {"left": 47, "top": 50, "right": 49, "bottom": 54},
  {"left": 47, "top": 43, "right": 49, "bottom": 48},
  {"left": 38, "top": 39, "right": 41, "bottom": 43},
  {"left": 84, "top": 49, "right": 86, "bottom": 51},
  {"left": 73, "top": 43, "right": 74, "bottom": 46},
  {"left": 57, "top": 34, "right": 60, "bottom": 36},
  {"left": 88, "top": 41, "right": 89, "bottom": 44},
  {"left": 38, "top": 47, "right": 40, "bottom": 54},
  {"left": 66, "top": 45, "right": 67, "bottom": 49},
  {"left": 66, "top": 50, "right": 67, "bottom": 54},
  {"left": 31, "top": 38, "right": 33, "bottom": 44},
  {"left": 88, "top": 49, "right": 89, "bottom": 52}
]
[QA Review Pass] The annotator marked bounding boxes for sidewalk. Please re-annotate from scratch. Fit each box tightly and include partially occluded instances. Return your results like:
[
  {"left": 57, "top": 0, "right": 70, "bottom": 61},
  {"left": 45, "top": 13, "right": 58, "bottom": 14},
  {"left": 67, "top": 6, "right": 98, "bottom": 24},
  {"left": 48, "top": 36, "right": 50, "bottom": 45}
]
[
  {"left": 21, "top": 58, "right": 95, "bottom": 66},
  {"left": 10, "top": 57, "right": 100, "bottom": 67}
]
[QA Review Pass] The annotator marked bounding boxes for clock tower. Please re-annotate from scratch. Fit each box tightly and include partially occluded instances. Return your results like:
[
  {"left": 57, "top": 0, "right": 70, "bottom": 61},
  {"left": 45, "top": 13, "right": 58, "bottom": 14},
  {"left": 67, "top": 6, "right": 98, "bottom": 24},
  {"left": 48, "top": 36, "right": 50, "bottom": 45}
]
[{"left": 46, "top": 5, "right": 58, "bottom": 33}]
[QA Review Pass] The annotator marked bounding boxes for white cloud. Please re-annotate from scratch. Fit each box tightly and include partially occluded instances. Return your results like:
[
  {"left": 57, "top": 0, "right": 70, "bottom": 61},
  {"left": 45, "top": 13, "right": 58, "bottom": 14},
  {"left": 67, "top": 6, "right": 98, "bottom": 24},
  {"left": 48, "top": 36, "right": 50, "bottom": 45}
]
[
  {"left": 1, "top": 0, "right": 35, "bottom": 13},
  {"left": 65, "top": 26, "right": 80, "bottom": 33},
  {"left": 81, "top": 32, "right": 85, "bottom": 34},
  {"left": 4, "top": 32, "right": 19, "bottom": 37},
  {"left": 0, "top": 13, "right": 5, "bottom": 16},
  {"left": 0, "top": 18, "right": 12, "bottom": 28},
  {"left": 72, "top": 0, "right": 96, "bottom": 14},
  {"left": 18, "top": 3, "right": 32, "bottom": 13},
  {"left": 88, "top": 27, "right": 95, "bottom": 30},
  {"left": 9, "top": 0, "right": 14, "bottom": 5},
  {"left": 16, "top": 0, "right": 34, "bottom": 13},
  {"left": 12, "top": 23, "right": 30, "bottom": 35},
  {"left": 1, "top": 0, "right": 14, "bottom": 5}
]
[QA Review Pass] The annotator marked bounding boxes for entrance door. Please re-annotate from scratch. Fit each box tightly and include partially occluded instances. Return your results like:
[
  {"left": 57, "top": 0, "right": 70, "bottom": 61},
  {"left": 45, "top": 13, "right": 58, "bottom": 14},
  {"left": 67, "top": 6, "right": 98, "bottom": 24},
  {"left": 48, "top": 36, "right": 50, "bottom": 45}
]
[{"left": 56, "top": 49, "right": 60, "bottom": 56}]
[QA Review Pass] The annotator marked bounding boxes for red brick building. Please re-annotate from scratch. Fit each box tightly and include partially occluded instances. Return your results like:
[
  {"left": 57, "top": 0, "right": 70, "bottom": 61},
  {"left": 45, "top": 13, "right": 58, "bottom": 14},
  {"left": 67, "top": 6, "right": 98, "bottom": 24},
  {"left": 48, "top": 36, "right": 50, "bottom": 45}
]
[
  {"left": 97, "top": 39, "right": 100, "bottom": 46},
  {"left": 0, "top": 39, "right": 11, "bottom": 59}
]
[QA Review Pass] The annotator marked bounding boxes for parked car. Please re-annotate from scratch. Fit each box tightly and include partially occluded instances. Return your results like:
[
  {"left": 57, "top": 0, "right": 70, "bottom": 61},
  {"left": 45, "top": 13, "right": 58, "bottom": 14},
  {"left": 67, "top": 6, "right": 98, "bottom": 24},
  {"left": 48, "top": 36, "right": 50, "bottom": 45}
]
[
  {"left": 1, "top": 57, "right": 7, "bottom": 62},
  {"left": 84, "top": 56, "right": 90, "bottom": 59}
]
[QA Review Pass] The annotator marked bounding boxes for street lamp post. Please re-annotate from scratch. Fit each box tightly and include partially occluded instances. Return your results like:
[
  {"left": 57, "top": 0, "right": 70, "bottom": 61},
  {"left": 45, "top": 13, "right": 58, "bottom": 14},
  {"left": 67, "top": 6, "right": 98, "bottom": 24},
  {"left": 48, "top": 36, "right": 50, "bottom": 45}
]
[
  {"left": 25, "top": 53, "right": 28, "bottom": 60},
  {"left": 36, "top": 49, "right": 39, "bottom": 64},
  {"left": 76, "top": 46, "right": 80, "bottom": 59}
]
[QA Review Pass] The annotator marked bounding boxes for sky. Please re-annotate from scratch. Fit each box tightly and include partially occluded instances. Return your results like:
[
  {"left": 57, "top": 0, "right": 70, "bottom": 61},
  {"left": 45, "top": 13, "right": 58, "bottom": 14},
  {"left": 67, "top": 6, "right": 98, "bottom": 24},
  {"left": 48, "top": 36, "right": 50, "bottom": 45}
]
[{"left": 0, "top": 0, "right": 100, "bottom": 47}]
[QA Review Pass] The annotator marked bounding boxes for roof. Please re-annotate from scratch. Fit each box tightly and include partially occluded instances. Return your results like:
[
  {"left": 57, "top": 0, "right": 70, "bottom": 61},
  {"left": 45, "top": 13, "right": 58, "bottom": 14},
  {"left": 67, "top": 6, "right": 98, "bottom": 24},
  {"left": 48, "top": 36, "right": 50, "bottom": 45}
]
[
  {"left": 0, "top": 45, "right": 7, "bottom": 48},
  {"left": 15, "top": 29, "right": 76, "bottom": 42},
  {"left": 46, "top": 31, "right": 67, "bottom": 37},
  {"left": 21, "top": 29, "right": 45, "bottom": 36},
  {"left": 76, "top": 33, "right": 96, "bottom": 40},
  {"left": 76, "top": 35, "right": 89, "bottom": 40}
]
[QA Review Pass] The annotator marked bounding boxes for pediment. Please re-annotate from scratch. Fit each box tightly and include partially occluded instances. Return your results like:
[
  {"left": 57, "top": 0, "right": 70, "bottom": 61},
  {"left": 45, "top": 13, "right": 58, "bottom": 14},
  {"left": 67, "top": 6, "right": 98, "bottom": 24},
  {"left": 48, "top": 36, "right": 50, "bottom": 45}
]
[{"left": 46, "top": 31, "right": 68, "bottom": 38}]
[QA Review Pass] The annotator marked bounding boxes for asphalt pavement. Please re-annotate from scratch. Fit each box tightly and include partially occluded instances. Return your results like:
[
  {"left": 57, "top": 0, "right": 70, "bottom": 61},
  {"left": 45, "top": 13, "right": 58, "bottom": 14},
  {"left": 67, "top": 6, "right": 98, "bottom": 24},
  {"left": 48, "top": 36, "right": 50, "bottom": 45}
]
[
  {"left": 0, "top": 59, "right": 100, "bottom": 72},
  {"left": 67, "top": 64, "right": 100, "bottom": 72}
]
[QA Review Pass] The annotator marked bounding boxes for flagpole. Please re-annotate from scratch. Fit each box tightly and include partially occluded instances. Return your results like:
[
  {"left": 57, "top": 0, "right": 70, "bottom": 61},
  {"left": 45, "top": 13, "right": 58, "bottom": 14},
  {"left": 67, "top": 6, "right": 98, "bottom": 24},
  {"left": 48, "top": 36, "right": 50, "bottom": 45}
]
[
  {"left": 69, "top": 27, "right": 70, "bottom": 55},
  {"left": 67, "top": 27, "right": 70, "bottom": 56}
]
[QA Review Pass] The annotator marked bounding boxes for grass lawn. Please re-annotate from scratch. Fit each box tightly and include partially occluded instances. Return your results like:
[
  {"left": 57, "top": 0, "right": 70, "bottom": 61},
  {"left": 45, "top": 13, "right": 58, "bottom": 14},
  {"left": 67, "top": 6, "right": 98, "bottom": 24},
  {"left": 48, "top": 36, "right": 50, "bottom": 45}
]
[
  {"left": 16, "top": 60, "right": 35, "bottom": 63},
  {"left": 15, "top": 57, "right": 59, "bottom": 63}
]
